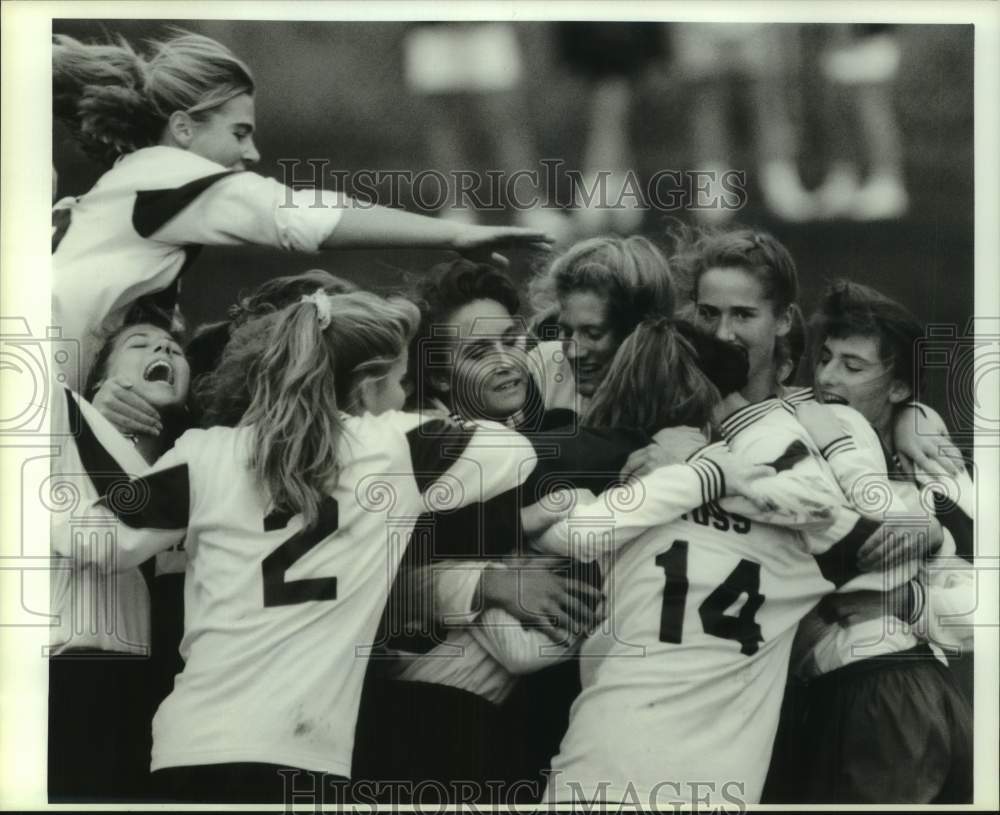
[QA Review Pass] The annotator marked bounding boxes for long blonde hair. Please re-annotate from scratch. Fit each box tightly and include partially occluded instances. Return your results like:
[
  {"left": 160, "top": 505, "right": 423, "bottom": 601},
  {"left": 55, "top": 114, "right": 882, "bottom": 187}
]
[
  {"left": 198, "top": 291, "right": 420, "bottom": 526},
  {"left": 54, "top": 29, "right": 254, "bottom": 166}
]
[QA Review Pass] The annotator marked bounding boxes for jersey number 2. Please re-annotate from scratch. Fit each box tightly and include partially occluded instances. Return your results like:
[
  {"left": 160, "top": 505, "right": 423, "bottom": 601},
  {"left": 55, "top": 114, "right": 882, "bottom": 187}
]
[
  {"left": 655, "top": 539, "right": 764, "bottom": 655},
  {"left": 262, "top": 497, "right": 339, "bottom": 607}
]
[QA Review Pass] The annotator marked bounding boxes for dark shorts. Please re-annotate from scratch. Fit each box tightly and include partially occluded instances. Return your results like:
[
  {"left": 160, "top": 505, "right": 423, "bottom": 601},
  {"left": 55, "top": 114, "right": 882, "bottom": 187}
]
[
  {"left": 152, "top": 762, "right": 347, "bottom": 804},
  {"left": 352, "top": 677, "right": 523, "bottom": 803},
  {"left": 48, "top": 649, "right": 155, "bottom": 803},
  {"left": 772, "top": 644, "right": 973, "bottom": 804}
]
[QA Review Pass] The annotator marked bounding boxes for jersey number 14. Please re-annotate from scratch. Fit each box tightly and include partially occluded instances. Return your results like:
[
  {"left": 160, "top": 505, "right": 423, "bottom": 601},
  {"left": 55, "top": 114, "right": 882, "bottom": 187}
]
[{"left": 655, "top": 539, "right": 764, "bottom": 655}]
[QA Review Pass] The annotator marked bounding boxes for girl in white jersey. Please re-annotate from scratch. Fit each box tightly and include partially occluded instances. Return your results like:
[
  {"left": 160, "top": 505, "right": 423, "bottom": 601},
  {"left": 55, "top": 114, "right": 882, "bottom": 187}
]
[
  {"left": 355, "top": 259, "right": 622, "bottom": 800},
  {"left": 48, "top": 311, "right": 192, "bottom": 802},
  {"left": 54, "top": 288, "right": 545, "bottom": 803},
  {"left": 488, "top": 316, "right": 873, "bottom": 807},
  {"left": 672, "top": 228, "right": 969, "bottom": 802},
  {"left": 777, "top": 280, "right": 973, "bottom": 803},
  {"left": 52, "top": 30, "right": 551, "bottom": 392}
]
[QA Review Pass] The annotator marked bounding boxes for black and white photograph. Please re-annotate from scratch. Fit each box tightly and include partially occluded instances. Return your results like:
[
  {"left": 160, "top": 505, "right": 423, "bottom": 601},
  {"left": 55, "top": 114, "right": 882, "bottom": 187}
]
[{"left": 1, "top": 1, "right": 998, "bottom": 810}]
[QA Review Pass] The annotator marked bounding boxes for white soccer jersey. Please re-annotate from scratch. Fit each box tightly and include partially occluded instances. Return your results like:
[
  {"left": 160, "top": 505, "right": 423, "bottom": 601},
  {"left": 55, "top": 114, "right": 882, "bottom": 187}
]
[
  {"left": 52, "top": 145, "right": 344, "bottom": 391},
  {"left": 58, "top": 411, "right": 537, "bottom": 777},
  {"left": 784, "top": 390, "right": 976, "bottom": 676},
  {"left": 536, "top": 401, "right": 892, "bottom": 806},
  {"left": 49, "top": 384, "right": 152, "bottom": 654}
]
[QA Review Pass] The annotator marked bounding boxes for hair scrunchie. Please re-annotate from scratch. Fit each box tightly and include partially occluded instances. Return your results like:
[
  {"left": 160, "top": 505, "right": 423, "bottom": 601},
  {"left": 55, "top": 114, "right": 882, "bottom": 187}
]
[{"left": 300, "top": 290, "right": 333, "bottom": 330}]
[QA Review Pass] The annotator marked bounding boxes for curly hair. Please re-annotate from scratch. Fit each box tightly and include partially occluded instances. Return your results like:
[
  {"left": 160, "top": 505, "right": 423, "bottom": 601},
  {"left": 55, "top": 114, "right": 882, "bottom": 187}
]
[{"left": 406, "top": 258, "right": 521, "bottom": 410}]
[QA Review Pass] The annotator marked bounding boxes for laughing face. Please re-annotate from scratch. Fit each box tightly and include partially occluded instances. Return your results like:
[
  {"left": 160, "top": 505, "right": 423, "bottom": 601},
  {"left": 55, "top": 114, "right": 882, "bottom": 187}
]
[
  {"left": 437, "top": 298, "right": 530, "bottom": 421},
  {"left": 104, "top": 324, "right": 191, "bottom": 410}
]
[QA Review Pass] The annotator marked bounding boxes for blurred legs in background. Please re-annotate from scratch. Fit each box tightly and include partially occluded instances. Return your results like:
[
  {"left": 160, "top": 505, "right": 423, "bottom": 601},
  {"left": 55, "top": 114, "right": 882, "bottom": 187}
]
[
  {"left": 675, "top": 23, "right": 814, "bottom": 224},
  {"left": 815, "top": 24, "right": 909, "bottom": 221},
  {"left": 404, "top": 22, "right": 574, "bottom": 242},
  {"left": 556, "top": 23, "right": 668, "bottom": 237}
]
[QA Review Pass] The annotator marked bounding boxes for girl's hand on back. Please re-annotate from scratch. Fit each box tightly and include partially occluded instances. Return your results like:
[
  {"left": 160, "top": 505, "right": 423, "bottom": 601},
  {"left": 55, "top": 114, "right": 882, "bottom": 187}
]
[
  {"left": 481, "top": 558, "right": 603, "bottom": 643},
  {"left": 621, "top": 426, "right": 708, "bottom": 479},
  {"left": 700, "top": 448, "right": 776, "bottom": 511},
  {"left": 893, "top": 403, "right": 964, "bottom": 478},
  {"left": 92, "top": 377, "right": 163, "bottom": 437},
  {"left": 521, "top": 488, "right": 598, "bottom": 535}
]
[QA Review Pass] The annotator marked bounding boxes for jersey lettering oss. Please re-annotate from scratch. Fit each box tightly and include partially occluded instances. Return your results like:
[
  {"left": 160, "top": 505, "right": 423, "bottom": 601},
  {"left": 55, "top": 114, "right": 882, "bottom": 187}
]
[{"left": 681, "top": 503, "right": 752, "bottom": 534}]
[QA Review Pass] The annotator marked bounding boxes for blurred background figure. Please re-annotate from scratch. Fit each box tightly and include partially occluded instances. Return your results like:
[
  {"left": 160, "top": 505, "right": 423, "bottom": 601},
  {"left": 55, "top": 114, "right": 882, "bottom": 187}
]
[
  {"left": 673, "top": 23, "right": 813, "bottom": 224},
  {"left": 812, "top": 24, "right": 909, "bottom": 220},
  {"left": 403, "top": 22, "right": 573, "bottom": 242},
  {"left": 554, "top": 22, "right": 669, "bottom": 237}
]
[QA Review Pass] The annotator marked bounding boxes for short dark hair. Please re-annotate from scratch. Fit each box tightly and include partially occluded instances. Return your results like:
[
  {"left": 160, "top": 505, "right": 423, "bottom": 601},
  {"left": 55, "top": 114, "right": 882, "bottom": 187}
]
[
  {"left": 809, "top": 279, "right": 924, "bottom": 398},
  {"left": 407, "top": 259, "right": 521, "bottom": 408},
  {"left": 672, "top": 225, "right": 799, "bottom": 314}
]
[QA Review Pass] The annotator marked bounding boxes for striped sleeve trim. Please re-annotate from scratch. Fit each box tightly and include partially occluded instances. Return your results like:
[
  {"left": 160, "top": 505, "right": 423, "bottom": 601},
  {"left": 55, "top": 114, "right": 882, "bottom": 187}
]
[
  {"left": 820, "top": 435, "right": 856, "bottom": 460},
  {"left": 783, "top": 386, "right": 815, "bottom": 405},
  {"left": 688, "top": 458, "right": 725, "bottom": 506},
  {"left": 719, "top": 398, "right": 784, "bottom": 443}
]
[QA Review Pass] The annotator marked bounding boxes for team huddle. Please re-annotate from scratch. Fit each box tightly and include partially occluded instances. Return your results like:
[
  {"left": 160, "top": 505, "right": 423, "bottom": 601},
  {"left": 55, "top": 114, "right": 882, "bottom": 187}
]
[{"left": 48, "top": 30, "right": 974, "bottom": 807}]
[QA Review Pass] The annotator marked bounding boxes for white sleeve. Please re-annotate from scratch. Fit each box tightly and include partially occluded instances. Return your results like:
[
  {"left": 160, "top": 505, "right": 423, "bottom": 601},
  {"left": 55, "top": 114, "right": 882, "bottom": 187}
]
[
  {"left": 717, "top": 436, "right": 848, "bottom": 533},
  {"left": 536, "top": 460, "right": 724, "bottom": 560},
  {"left": 152, "top": 172, "right": 345, "bottom": 253},
  {"left": 911, "top": 540, "right": 976, "bottom": 652},
  {"left": 468, "top": 607, "right": 575, "bottom": 674}
]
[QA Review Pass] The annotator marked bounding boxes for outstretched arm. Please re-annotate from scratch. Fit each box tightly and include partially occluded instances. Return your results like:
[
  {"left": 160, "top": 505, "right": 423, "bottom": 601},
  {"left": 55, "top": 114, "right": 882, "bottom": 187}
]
[
  {"left": 322, "top": 203, "right": 553, "bottom": 264},
  {"left": 535, "top": 452, "right": 771, "bottom": 561},
  {"left": 155, "top": 173, "right": 553, "bottom": 265}
]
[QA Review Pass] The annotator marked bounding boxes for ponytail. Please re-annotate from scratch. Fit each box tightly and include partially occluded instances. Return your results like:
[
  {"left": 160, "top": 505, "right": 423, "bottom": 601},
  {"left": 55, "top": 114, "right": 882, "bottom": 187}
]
[
  {"left": 197, "top": 289, "right": 420, "bottom": 527},
  {"left": 584, "top": 318, "right": 722, "bottom": 434},
  {"left": 54, "top": 30, "right": 254, "bottom": 167}
]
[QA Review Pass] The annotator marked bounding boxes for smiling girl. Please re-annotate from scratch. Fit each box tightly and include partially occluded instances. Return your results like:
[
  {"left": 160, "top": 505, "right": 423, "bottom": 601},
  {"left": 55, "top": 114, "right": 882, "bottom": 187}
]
[
  {"left": 778, "top": 280, "right": 974, "bottom": 804},
  {"left": 671, "top": 225, "right": 961, "bottom": 475},
  {"left": 52, "top": 29, "right": 551, "bottom": 391}
]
